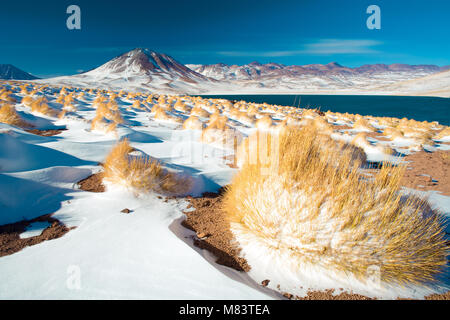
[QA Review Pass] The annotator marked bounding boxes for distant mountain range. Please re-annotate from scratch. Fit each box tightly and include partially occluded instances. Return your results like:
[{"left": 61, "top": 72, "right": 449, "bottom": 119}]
[
  {"left": 186, "top": 61, "right": 449, "bottom": 81},
  {"left": 186, "top": 61, "right": 450, "bottom": 96},
  {"left": 0, "top": 64, "right": 39, "bottom": 80},
  {"left": 5, "top": 48, "right": 448, "bottom": 97}
]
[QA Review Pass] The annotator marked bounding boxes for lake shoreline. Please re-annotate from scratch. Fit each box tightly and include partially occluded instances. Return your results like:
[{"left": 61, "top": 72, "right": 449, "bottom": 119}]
[{"left": 199, "top": 94, "right": 450, "bottom": 125}]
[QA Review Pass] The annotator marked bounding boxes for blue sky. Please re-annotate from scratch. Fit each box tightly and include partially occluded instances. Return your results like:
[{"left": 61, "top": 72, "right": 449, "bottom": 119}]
[{"left": 0, "top": 0, "right": 449, "bottom": 77}]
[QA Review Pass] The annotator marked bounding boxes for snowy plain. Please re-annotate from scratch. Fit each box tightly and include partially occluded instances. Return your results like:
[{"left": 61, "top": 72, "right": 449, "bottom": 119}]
[
  {"left": 0, "top": 90, "right": 278, "bottom": 299},
  {"left": 0, "top": 83, "right": 449, "bottom": 299}
]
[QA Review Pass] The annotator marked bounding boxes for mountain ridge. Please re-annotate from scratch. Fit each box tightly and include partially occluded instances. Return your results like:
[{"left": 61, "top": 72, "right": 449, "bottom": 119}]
[
  {"left": 0, "top": 64, "right": 39, "bottom": 80},
  {"left": 186, "top": 61, "right": 449, "bottom": 81},
  {"left": 33, "top": 48, "right": 450, "bottom": 97},
  {"left": 39, "top": 48, "right": 218, "bottom": 94}
]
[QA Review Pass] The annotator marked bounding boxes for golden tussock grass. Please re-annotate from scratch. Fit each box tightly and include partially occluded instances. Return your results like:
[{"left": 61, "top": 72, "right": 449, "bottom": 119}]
[
  {"left": 401, "top": 127, "right": 433, "bottom": 141},
  {"left": 91, "top": 102, "right": 123, "bottom": 133},
  {"left": 55, "top": 95, "right": 65, "bottom": 104},
  {"left": 190, "top": 106, "right": 210, "bottom": 118},
  {"left": 206, "top": 114, "right": 228, "bottom": 130},
  {"left": 64, "top": 94, "right": 75, "bottom": 105},
  {"left": 0, "top": 90, "right": 17, "bottom": 103},
  {"left": 154, "top": 108, "right": 182, "bottom": 123},
  {"left": 223, "top": 126, "right": 448, "bottom": 286},
  {"left": 153, "top": 101, "right": 172, "bottom": 112},
  {"left": 435, "top": 127, "right": 450, "bottom": 140},
  {"left": 237, "top": 113, "right": 256, "bottom": 126},
  {"left": 379, "top": 144, "right": 396, "bottom": 155},
  {"left": 246, "top": 105, "right": 259, "bottom": 116},
  {"left": 20, "top": 85, "right": 29, "bottom": 95},
  {"left": 301, "top": 108, "right": 320, "bottom": 119},
  {"left": 146, "top": 95, "right": 155, "bottom": 104},
  {"left": 353, "top": 118, "right": 375, "bottom": 132},
  {"left": 92, "top": 96, "right": 107, "bottom": 108},
  {"left": 0, "top": 103, "right": 28, "bottom": 127},
  {"left": 91, "top": 116, "right": 117, "bottom": 133},
  {"left": 157, "top": 96, "right": 166, "bottom": 105},
  {"left": 203, "top": 104, "right": 218, "bottom": 114},
  {"left": 227, "top": 108, "right": 241, "bottom": 119},
  {"left": 383, "top": 127, "right": 404, "bottom": 140},
  {"left": 312, "top": 117, "right": 333, "bottom": 135},
  {"left": 30, "top": 97, "right": 59, "bottom": 117},
  {"left": 149, "top": 104, "right": 161, "bottom": 113},
  {"left": 103, "top": 139, "right": 192, "bottom": 195},
  {"left": 131, "top": 100, "right": 145, "bottom": 110},
  {"left": 21, "top": 96, "right": 34, "bottom": 107},
  {"left": 201, "top": 117, "right": 242, "bottom": 147},
  {"left": 255, "top": 115, "right": 273, "bottom": 130},
  {"left": 182, "top": 115, "right": 204, "bottom": 130},
  {"left": 174, "top": 100, "right": 189, "bottom": 113},
  {"left": 351, "top": 132, "right": 371, "bottom": 149},
  {"left": 61, "top": 94, "right": 77, "bottom": 112}
]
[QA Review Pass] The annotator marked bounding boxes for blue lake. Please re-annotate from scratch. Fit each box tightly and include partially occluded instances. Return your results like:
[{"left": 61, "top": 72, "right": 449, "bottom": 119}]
[{"left": 200, "top": 94, "right": 450, "bottom": 126}]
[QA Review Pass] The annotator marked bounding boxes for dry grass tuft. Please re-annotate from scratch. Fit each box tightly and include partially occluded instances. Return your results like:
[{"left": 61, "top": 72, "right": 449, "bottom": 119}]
[
  {"left": 91, "top": 102, "right": 123, "bottom": 133},
  {"left": 190, "top": 106, "right": 210, "bottom": 118},
  {"left": 435, "top": 127, "right": 450, "bottom": 140},
  {"left": 21, "top": 96, "right": 34, "bottom": 107},
  {"left": 103, "top": 139, "right": 192, "bottom": 195},
  {"left": 201, "top": 115, "right": 242, "bottom": 147},
  {"left": 0, "top": 90, "right": 17, "bottom": 103},
  {"left": 30, "top": 97, "right": 59, "bottom": 117},
  {"left": 153, "top": 108, "right": 182, "bottom": 123},
  {"left": 383, "top": 127, "right": 404, "bottom": 140},
  {"left": 182, "top": 115, "right": 204, "bottom": 130},
  {"left": 131, "top": 100, "right": 146, "bottom": 111},
  {"left": 224, "top": 126, "right": 448, "bottom": 286},
  {"left": 353, "top": 118, "right": 375, "bottom": 132},
  {"left": 255, "top": 115, "right": 273, "bottom": 130},
  {"left": 174, "top": 100, "right": 189, "bottom": 113},
  {"left": 0, "top": 103, "right": 28, "bottom": 127}
]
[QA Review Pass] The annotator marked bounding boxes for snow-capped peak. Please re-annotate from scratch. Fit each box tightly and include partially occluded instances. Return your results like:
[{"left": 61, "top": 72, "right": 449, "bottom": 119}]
[{"left": 88, "top": 48, "right": 209, "bottom": 82}]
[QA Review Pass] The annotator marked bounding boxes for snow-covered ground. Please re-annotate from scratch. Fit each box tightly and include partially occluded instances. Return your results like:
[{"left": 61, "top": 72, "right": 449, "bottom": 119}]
[
  {"left": 0, "top": 90, "right": 277, "bottom": 299},
  {"left": 0, "top": 81, "right": 449, "bottom": 299}
]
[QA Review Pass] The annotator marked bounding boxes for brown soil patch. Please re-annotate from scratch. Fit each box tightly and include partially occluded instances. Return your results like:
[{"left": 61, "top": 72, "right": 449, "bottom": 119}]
[
  {"left": 295, "top": 289, "right": 373, "bottom": 300},
  {"left": 183, "top": 189, "right": 450, "bottom": 300},
  {"left": 25, "top": 128, "right": 66, "bottom": 136},
  {"left": 182, "top": 189, "right": 250, "bottom": 272},
  {"left": 401, "top": 150, "right": 450, "bottom": 196},
  {"left": 77, "top": 172, "right": 105, "bottom": 192},
  {"left": 365, "top": 131, "right": 391, "bottom": 141},
  {"left": 332, "top": 124, "right": 352, "bottom": 131},
  {"left": 0, "top": 214, "right": 72, "bottom": 257},
  {"left": 425, "top": 291, "right": 450, "bottom": 300}
]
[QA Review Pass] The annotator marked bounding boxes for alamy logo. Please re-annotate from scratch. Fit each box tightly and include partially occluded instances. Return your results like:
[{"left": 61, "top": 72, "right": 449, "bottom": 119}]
[
  {"left": 366, "top": 5, "right": 381, "bottom": 30},
  {"left": 66, "top": 5, "right": 81, "bottom": 30}
]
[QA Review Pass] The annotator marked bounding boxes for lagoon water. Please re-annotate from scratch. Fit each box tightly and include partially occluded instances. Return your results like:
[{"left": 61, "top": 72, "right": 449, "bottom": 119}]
[{"left": 200, "top": 94, "right": 450, "bottom": 125}]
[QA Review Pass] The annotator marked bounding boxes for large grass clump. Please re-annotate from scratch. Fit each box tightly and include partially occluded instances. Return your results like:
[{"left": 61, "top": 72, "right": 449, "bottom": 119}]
[
  {"left": 91, "top": 102, "right": 123, "bottom": 133},
  {"left": 0, "top": 103, "right": 28, "bottom": 127},
  {"left": 223, "top": 126, "right": 448, "bottom": 288},
  {"left": 103, "top": 139, "right": 192, "bottom": 195}
]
